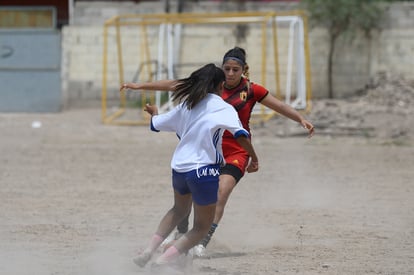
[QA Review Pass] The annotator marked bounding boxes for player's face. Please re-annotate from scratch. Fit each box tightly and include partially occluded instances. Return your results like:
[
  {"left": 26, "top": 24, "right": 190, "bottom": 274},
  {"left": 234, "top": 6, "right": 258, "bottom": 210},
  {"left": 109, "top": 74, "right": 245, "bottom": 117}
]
[{"left": 222, "top": 60, "right": 244, "bottom": 88}]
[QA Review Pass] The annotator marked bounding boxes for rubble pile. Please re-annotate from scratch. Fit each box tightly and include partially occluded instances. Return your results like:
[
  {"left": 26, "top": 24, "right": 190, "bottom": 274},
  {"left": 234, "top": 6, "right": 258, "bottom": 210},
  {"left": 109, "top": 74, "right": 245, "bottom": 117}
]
[
  {"left": 363, "top": 72, "right": 414, "bottom": 109},
  {"left": 263, "top": 73, "right": 414, "bottom": 141}
]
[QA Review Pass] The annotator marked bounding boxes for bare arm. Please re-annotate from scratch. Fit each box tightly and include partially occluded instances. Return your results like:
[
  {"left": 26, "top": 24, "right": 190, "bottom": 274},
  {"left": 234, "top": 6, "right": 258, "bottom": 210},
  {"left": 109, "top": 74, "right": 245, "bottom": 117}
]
[
  {"left": 235, "top": 136, "right": 259, "bottom": 173},
  {"left": 120, "top": 79, "right": 179, "bottom": 92},
  {"left": 261, "top": 94, "right": 315, "bottom": 137}
]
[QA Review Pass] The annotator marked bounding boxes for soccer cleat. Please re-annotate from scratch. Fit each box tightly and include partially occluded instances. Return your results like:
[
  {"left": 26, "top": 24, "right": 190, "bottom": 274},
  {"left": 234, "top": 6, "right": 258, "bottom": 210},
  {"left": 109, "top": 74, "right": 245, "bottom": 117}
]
[
  {"left": 133, "top": 251, "right": 152, "bottom": 268},
  {"left": 192, "top": 244, "right": 206, "bottom": 257}
]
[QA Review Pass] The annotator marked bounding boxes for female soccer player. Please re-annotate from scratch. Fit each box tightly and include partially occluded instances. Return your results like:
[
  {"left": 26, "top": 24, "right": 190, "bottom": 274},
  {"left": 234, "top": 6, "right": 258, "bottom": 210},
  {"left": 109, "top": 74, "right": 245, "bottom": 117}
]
[
  {"left": 129, "top": 63, "right": 259, "bottom": 268},
  {"left": 122, "top": 47, "right": 314, "bottom": 257}
]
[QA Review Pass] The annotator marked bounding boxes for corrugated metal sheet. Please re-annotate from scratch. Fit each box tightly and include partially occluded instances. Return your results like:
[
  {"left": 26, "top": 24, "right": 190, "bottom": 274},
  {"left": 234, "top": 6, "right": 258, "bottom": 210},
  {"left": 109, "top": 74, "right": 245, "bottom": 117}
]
[{"left": 0, "top": 30, "right": 61, "bottom": 112}]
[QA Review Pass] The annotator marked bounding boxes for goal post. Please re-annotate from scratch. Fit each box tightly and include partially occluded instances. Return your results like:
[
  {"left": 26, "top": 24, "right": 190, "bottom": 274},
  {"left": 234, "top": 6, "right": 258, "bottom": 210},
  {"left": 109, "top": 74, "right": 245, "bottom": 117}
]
[{"left": 101, "top": 11, "right": 312, "bottom": 126}]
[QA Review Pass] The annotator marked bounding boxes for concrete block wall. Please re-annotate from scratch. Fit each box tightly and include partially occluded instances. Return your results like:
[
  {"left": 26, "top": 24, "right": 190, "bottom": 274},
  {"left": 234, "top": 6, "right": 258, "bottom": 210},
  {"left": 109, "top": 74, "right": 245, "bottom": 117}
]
[
  {"left": 62, "top": 1, "right": 302, "bottom": 108},
  {"left": 61, "top": 1, "right": 414, "bottom": 108},
  {"left": 329, "top": 2, "right": 414, "bottom": 98},
  {"left": 331, "top": 32, "right": 372, "bottom": 98},
  {"left": 374, "top": 1, "right": 414, "bottom": 83},
  {"left": 293, "top": 2, "right": 414, "bottom": 99},
  {"left": 371, "top": 28, "right": 414, "bottom": 79}
]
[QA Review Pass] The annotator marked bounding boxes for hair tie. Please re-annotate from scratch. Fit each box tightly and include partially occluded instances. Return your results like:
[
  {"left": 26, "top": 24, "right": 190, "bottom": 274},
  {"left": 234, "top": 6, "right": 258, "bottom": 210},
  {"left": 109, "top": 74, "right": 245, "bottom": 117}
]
[{"left": 223, "top": 57, "right": 246, "bottom": 66}]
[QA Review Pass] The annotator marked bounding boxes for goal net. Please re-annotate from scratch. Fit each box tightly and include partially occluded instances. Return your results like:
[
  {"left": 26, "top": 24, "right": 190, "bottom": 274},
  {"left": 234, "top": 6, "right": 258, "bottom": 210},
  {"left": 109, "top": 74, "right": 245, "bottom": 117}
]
[{"left": 101, "top": 11, "right": 312, "bottom": 126}]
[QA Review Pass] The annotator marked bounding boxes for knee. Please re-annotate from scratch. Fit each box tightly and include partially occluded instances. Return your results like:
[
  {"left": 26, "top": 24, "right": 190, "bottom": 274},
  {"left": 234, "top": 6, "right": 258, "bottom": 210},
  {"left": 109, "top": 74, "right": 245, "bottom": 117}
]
[
  {"left": 171, "top": 204, "right": 191, "bottom": 218},
  {"left": 217, "top": 185, "right": 234, "bottom": 203},
  {"left": 218, "top": 177, "right": 236, "bottom": 197}
]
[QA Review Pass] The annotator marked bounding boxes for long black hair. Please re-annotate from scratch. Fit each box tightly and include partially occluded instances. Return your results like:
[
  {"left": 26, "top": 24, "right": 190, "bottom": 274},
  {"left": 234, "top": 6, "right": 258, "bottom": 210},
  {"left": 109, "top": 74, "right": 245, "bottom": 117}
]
[{"left": 173, "top": 63, "right": 225, "bottom": 109}]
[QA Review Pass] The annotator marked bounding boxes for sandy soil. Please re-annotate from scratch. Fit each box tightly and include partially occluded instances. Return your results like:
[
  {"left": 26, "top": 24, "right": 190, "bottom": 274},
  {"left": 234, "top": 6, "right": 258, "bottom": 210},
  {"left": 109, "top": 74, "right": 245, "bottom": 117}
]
[{"left": 1, "top": 106, "right": 413, "bottom": 275}]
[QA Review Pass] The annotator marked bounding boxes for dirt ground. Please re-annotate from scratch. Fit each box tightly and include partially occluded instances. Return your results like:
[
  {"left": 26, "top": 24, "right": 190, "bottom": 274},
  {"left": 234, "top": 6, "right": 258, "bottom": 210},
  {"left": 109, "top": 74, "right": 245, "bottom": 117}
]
[{"left": 1, "top": 100, "right": 413, "bottom": 275}]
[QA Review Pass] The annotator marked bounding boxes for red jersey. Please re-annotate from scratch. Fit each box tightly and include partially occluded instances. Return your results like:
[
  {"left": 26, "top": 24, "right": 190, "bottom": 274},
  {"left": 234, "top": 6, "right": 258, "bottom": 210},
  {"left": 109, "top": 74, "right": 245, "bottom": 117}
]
[
  {"left": 222, "top": 77, "right": 269, "bottom": 137},
  {"left": 221, "top": 77, "right": 269, "bottom": 173}
]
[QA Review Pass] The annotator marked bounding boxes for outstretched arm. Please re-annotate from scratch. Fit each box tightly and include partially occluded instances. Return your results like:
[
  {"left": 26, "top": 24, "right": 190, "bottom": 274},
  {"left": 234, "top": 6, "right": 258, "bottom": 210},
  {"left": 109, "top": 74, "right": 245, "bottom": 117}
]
[
  {"left": 235, "top": 136, "right": 259, "bottom": 173},
  {"left": 120, "top": 79, "right": 179, "bottom": 92},
  {"left": 261, "top": 94, "right": 314, "bottom": 137}
]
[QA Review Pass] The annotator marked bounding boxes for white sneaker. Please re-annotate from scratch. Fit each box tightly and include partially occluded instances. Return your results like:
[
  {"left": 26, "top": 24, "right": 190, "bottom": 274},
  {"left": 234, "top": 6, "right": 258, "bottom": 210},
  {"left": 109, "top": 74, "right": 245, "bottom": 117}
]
[
  {"left": 133, "top": 251, "right": 152, "bottom": 268},
  {"left": 161, "top": 232, "right": 174, "bottom": 248},
  {"left": 192, "top": 244, "right": 206, "bottom": 257},
  {"left": 174, "top": 232, "right": 184, "bottom": 240}
]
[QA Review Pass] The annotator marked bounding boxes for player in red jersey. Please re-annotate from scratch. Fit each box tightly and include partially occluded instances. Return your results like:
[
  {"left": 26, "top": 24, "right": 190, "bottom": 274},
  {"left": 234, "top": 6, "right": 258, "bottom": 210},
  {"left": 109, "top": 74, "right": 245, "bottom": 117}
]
[
  {"left": 121, "top": 46, "right": 314, "bottom": 256},
  {"left": 192, "top": 47, "right": 314, "bottom": 255}
]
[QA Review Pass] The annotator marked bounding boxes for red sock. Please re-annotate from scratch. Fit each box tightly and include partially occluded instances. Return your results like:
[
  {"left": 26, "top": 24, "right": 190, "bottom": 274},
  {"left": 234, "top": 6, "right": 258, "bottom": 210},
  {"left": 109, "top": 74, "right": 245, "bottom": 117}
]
[
  {"left": 144, "top": 233, "right": 164, "bottom": 254},
  {"left": 155, "top": 245, "right": 180, "bottom": 264}
]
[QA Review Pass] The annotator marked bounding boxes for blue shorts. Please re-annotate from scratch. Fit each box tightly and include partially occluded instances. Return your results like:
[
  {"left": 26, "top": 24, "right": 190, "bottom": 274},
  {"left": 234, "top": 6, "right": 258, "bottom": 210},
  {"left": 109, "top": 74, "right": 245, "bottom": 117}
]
[{"left": 172, "top": 164, "right": 220, "bottom": 206}]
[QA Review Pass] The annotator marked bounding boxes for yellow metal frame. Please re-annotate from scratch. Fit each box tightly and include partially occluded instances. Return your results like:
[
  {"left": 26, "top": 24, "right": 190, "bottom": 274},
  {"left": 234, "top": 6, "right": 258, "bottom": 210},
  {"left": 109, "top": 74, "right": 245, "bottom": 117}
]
[{"left": 101, "top": 11, "right": 312, "bottom": 126}]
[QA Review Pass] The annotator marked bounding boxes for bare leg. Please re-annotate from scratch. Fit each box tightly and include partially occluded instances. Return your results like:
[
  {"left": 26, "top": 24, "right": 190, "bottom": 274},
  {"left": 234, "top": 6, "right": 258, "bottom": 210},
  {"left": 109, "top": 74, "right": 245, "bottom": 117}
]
[
  {"left": 176, "top": 213, "right": 190, "bottom": 234},
  {"left": 214, "top": 174, "right": 237, "bottom": 224},
  {"left": 178, "top": 173, "right": 237, "bottom": 236},
  {"left": 134, "top": 190, "right": 192, "bottom": 267},
  {"left": 156, "top": 202, "right": 216, "bottom": 263},
  {"left": 155, "top": 190, "right": 192, "bottom": 239},
  {"left": 195, "top": 174, "right": 237, "bottom": 253}
]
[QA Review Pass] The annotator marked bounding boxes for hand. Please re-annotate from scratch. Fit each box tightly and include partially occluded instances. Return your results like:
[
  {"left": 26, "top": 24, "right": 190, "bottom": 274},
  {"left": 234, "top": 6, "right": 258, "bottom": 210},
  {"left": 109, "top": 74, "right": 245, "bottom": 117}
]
[
  {"left": 120, "top": 83, "right": 127, "bottom": 91},
  {"left": 120, "top": 83, "right": 134, "bottom": 91},
  {"left": 144, "top": 103, "right": 158, "bottom": 116},
  {"left": 301, "top": 119, "right": 315, "bottom": 138},
  {"left": 246, "top": 159, "right": 259, "bottom": 173}
]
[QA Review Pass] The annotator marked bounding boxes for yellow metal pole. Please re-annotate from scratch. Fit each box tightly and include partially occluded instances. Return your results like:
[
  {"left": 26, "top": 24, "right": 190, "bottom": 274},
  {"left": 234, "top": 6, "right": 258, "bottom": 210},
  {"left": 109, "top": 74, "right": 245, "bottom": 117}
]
[
  {"left": 101, "top": 23, "right": 108, "bottom": 123},
  {"left": 116, "top": 17, "right": 126, "bottom": 109},
  {"left": 104, "top": 108, "right": 125, "bottom": 124},
  {"left": 260, "top": 19, "right": 267, "bottom": 87},
  {"left": 142, "top": 24, "right": 152, "bottom": 82},
  {"left": 141, "top": 23, "right": 155, "bottom": 107}
]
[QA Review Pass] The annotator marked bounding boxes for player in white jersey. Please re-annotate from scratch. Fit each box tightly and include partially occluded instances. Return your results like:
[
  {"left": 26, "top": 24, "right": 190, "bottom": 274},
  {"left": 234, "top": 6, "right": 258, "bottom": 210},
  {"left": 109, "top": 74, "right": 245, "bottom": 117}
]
[
  {"left": 151, "top": 93, "right": 248, "bottom": 173},
  {"left": 129, "top": 63, "right": 259, "bottom": 269}
]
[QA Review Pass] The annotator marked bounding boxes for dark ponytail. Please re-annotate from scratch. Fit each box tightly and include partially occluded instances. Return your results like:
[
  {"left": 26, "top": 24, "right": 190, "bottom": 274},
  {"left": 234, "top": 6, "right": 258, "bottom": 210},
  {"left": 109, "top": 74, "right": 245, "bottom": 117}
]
[{"left": 173, "top": 63, "right": 225, "bottom": 109}]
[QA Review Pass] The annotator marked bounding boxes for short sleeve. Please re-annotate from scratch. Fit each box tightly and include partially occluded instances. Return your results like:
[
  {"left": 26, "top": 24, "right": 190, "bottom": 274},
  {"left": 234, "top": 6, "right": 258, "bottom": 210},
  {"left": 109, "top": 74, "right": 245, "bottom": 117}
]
[
  {"left": 252, "top": 82, "right": 269, "bottom": 102},
  {"left": 220, "top": 105, "right": 249, "bottom": 138},
  {"left": 151, "top": 105, "right": 181, "bottom": 132}
]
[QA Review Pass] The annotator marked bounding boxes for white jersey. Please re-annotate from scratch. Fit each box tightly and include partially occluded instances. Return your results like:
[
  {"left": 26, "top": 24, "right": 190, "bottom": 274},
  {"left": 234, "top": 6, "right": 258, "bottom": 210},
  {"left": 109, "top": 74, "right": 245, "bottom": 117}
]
[{"left": 151, "top": 93, "right": 249, "bottom": 172}]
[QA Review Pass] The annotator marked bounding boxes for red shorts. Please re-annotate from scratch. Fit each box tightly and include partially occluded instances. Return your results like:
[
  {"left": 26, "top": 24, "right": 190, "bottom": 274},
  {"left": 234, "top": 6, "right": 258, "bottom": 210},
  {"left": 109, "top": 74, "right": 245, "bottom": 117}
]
[{"left": 222, "top": 137, "right": 250, "bottom": 176}]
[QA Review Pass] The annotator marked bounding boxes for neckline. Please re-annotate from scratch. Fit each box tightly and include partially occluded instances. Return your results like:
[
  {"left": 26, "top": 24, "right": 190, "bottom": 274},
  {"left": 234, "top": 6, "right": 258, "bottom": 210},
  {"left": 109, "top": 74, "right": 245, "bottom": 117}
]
[{"left": 224, "top": 78, "right": 243, "bottom": 90}]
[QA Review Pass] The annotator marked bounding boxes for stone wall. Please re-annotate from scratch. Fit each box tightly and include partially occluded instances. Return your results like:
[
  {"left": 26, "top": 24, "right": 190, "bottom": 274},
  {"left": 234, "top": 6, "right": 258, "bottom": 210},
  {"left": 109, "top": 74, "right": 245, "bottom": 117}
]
[{"left": 61, "top": 1, "right": 414, "bottom": 108}]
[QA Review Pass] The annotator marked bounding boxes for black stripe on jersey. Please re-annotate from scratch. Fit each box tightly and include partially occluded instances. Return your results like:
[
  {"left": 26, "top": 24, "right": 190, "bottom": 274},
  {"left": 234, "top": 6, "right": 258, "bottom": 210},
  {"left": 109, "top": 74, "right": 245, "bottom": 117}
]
[{"left": 225, "top": 84, "right": 254, "bottom": 112}]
